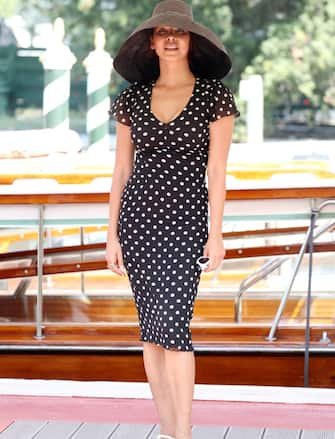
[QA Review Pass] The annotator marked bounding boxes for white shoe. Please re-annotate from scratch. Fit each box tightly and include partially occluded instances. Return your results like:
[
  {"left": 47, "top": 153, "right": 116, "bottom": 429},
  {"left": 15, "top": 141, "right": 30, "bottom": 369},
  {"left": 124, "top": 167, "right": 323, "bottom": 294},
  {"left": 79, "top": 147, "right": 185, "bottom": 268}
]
[{"left": 157, "top": 435, "right": 175, "bottom": 439}]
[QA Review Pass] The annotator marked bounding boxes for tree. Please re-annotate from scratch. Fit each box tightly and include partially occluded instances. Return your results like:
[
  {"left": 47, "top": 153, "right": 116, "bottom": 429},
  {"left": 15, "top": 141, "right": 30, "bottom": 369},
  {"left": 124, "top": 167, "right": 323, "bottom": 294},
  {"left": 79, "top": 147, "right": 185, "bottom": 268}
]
[
  {"left": 227, "top": 0, "right": 306, "bottom": 82},
  {"left": 0, "top": 0, "right": 19, "bottom": 18},
  {"left": 243, "top": 0, "right": 335, "bottom": 113},
  {"left": 18, "top": 0, "right": 232, "bottom": 92}
]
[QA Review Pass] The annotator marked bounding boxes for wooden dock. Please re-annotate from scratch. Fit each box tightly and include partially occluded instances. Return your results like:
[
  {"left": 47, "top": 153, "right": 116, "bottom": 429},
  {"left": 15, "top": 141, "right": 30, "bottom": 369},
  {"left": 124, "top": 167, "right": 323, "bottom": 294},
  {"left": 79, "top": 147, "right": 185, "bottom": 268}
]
[
  {"left": 1, "top": 391, "right": 335, "bottom": 438},
  {"left": 1, "top": 421, "right": 335, "bottom": 438}
]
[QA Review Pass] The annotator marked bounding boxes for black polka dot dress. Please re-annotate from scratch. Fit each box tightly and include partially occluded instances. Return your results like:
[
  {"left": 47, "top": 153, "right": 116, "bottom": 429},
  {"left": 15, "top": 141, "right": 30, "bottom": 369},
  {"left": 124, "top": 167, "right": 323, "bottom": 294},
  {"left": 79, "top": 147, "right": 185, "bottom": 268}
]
[{"left": 110, "top": 77, "right": 239, "bottom": 351}]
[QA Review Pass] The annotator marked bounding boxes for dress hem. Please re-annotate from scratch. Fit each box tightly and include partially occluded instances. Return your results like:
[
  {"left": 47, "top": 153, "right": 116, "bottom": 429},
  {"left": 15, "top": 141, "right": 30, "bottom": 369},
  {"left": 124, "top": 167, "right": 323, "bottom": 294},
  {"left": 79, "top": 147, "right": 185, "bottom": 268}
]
[{"left": 139, "top": 336, "right": 194, "bottom": 352}]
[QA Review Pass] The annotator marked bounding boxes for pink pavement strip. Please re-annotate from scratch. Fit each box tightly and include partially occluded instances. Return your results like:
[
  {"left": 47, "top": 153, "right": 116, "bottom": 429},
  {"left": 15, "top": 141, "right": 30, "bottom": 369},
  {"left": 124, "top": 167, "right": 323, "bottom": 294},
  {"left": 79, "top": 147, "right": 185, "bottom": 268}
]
[{"left": 0, "top": 396, "right": 335, "bottom": 431}]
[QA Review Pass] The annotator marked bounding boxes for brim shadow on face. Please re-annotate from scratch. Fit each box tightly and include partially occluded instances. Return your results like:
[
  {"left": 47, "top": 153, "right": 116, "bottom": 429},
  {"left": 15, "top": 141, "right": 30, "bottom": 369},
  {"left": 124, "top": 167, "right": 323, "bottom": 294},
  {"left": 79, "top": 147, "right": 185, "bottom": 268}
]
[{"left": 113, "top": 27, "right": 232, "bottom": 84}]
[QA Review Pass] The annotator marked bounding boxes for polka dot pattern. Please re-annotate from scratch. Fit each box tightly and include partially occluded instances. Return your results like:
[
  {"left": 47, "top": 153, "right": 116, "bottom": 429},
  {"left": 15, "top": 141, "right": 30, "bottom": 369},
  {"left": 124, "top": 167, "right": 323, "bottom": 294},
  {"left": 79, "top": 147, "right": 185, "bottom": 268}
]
[{"left": 109, "top": 78, "right": 239, "bottom": 352}]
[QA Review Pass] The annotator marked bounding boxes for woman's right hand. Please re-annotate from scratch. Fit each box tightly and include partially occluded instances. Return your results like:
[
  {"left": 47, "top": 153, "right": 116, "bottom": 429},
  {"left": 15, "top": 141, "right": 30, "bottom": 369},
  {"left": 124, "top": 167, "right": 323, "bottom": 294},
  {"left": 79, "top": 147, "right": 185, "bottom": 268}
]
[{"left": 106, "top": 237, "right": 127, "bottom": 277}]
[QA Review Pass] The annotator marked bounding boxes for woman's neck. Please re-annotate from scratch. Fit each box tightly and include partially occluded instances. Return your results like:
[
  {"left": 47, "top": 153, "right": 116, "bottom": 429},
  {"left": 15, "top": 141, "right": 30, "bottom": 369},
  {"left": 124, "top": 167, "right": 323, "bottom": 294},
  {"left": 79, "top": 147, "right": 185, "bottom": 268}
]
[{"left": 156, "top": 60, "right": 195, "bottom": 87}]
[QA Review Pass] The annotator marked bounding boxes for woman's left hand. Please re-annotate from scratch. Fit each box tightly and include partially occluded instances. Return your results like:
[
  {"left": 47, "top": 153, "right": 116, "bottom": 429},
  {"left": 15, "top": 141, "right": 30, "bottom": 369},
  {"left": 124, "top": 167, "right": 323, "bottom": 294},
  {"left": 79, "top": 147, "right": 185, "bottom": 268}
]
[{"left": 202, "top": 234, "right": 226, "bottom": 273}]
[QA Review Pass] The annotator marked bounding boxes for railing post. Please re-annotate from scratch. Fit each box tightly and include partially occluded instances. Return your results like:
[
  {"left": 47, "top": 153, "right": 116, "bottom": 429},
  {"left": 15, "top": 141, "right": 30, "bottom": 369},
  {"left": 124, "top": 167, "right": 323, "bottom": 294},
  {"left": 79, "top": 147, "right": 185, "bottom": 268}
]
[
  {"left": 265, "top": 224, "right": 312, "bottom": 341},
  {"left": 304, "top": 208, "right": 318, "bottom": 387},
  {"left": 35, "top": 204, "right": 45, "bottom": 340},
  {"left": 80, "top": 226, "right": 86, "bottom": 295},
  {"left": 266, "top": 213, "right": 335, "bottom": 342},
  {"left": 303, "top": 200, "right": 335, "bottom": 387}
]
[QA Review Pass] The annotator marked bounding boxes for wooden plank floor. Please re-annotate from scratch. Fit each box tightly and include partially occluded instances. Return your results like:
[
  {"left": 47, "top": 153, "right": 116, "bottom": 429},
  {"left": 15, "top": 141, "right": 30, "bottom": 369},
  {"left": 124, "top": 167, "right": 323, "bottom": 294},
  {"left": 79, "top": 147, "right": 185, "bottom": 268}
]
[{"left": 1, "top": 421, "right": 335, "bottom": 438}]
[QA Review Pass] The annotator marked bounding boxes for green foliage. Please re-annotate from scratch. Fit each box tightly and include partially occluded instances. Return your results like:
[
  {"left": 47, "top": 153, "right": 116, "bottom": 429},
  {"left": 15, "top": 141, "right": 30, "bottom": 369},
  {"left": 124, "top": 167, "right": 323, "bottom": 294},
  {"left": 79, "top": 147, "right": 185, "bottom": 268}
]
[
  {"left": 19, "top": 1, "right": 158, "bottom": 91},
  {"left": 0, "top": 0, "right": 19, "bottom": 17},
  {"left": 18, "top": 0, "right": 232, "bottom": 93},
  {"left": 15, "top": 0, "right": 335, "bottom": 134},
  {"left": 191, "top": 0, "right": 232, "bottom": 41},
  {"left": 227, "top": 0, "right": 305, "bottom": 82},
  {"left": 243, "top": 0, "right": 335, "bottom": 113}
]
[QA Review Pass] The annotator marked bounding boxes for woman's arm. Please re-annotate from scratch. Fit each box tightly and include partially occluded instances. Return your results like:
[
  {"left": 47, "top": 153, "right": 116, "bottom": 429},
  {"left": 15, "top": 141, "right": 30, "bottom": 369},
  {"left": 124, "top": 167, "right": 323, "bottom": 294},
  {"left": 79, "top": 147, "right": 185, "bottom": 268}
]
[
  {"left": 207, "top": 115, "right": 235, "bottom": 237},
  {"left": 204, "top": 115, "right": 235, "bottom": 271},
  {"left": 106, "top": 122, "right": 135, "bottom": 242}
]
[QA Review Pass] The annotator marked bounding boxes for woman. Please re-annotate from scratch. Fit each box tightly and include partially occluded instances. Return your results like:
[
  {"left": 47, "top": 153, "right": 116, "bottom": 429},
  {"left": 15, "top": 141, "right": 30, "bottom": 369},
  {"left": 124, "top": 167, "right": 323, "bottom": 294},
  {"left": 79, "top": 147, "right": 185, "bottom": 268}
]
[{"left": 106, "top": 1, "right": 240, "bottom": 438}]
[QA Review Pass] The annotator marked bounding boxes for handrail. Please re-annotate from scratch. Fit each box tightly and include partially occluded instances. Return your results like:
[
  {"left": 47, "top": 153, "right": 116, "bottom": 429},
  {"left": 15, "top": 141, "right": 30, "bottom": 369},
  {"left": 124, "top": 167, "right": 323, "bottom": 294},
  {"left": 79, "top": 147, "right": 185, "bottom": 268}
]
[
  {"left": 223, "top": 225, "right": 312, "bottom": 239},
  {"left": 0, "top": 186, "right": 335, "bottom": 204},
  {"left": 235, "top": 256, "right": 290, "bottom": 322},
  {"left": 1, "top": 186, "right": 335, "bottom": 340},
  {"left": 304, "top": 200, "right": 335, "bottom": 387},
  {"left": 266, "top": 218, "right": 335, "bottom": 342},
  {"left": 0, "top": 224, "right": 322, "bottom": 246},
  {"left": 239, "top": 257, "right": 289, "bottom": 292},
  {"left": 0, "top": 242, "right": 334, "bottom": 280}
]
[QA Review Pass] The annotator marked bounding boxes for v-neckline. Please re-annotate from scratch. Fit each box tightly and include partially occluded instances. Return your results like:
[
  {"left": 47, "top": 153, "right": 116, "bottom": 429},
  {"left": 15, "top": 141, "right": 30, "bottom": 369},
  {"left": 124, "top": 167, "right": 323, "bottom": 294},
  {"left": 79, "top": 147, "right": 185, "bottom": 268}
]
[{"left": 149, "top": 77, "right": 198, "bottom": 126}]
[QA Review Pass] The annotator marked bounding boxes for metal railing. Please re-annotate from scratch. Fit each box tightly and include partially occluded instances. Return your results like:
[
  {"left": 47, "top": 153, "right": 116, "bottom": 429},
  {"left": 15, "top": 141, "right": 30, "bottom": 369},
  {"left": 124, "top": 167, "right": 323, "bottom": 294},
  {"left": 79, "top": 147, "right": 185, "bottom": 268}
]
[
  {"left": 1, "top": 191, "right": 334, "bottom": 349},
  {"left": 235, "top": 256, "right": 290, "bottom": 322},
  {"left": 304, "top": 200, "right": 335, "bottom": 387},
  {"left": 266, "top": 215, "right": 335, "bottom": 342}
]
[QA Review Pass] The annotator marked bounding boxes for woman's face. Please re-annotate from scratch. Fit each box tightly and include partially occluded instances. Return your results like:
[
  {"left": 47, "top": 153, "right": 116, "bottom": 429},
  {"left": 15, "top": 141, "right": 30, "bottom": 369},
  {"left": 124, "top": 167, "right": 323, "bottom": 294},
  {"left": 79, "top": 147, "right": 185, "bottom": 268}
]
[{"left": 150, "top": 25, "right": 191, "bottom": 60}]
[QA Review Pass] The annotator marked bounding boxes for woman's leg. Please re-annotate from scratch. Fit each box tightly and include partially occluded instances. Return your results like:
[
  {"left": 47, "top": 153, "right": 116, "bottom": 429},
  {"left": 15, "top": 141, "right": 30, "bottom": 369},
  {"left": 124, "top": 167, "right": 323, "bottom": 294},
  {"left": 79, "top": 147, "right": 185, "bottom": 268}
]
[
  {"left": 142, "top": 341, "right": 177, "bottom": 437},
  {"left": 164, "top": 349, "right": 195, "bottom": 439}
]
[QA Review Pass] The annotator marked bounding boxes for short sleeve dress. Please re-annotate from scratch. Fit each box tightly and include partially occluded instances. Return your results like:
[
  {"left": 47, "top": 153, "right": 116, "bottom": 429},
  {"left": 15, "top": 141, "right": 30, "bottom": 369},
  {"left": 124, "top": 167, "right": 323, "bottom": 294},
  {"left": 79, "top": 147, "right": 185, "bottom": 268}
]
[{"left": 110, "top": 77, "right": 240, "bottom": 351}]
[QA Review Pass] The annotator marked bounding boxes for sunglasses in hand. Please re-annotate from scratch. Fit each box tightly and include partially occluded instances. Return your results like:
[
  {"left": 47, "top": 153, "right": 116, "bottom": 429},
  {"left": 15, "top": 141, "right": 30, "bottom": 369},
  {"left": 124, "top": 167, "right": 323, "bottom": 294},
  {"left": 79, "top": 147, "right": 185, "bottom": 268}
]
[{"left": 196, "top": 256, "right": 210, "bottom": 270}]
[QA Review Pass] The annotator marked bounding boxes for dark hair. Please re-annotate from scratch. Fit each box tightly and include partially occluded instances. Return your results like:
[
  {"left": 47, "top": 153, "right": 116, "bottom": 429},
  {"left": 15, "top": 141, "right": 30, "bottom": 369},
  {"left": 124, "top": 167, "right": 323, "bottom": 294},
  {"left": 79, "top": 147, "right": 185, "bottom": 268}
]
[{"left": 187, "top": 33, "right": 195, "bottom": 72}]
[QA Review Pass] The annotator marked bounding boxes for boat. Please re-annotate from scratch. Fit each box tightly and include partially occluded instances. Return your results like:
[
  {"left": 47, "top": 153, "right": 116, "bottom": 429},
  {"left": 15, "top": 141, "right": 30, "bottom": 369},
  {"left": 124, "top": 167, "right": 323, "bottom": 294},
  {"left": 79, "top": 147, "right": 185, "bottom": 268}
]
[{"left": 0, "top": 184, "right": 334, "bottom": 387}]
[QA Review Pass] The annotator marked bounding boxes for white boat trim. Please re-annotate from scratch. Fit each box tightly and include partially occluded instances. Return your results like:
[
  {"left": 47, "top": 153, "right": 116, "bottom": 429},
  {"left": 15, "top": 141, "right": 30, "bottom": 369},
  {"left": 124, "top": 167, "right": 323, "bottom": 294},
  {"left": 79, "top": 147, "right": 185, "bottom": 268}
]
[{"left": 1, "top": 378, "right": 335, "bottom": 405}]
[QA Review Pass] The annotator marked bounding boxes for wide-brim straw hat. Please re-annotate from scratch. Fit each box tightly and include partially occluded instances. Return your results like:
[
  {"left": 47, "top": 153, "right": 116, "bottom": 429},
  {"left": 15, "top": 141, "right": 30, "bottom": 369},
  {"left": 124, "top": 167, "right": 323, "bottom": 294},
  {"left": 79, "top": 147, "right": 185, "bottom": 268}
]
[{"left": 113, "top": 0, "right": 232, "bottom": 84}]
